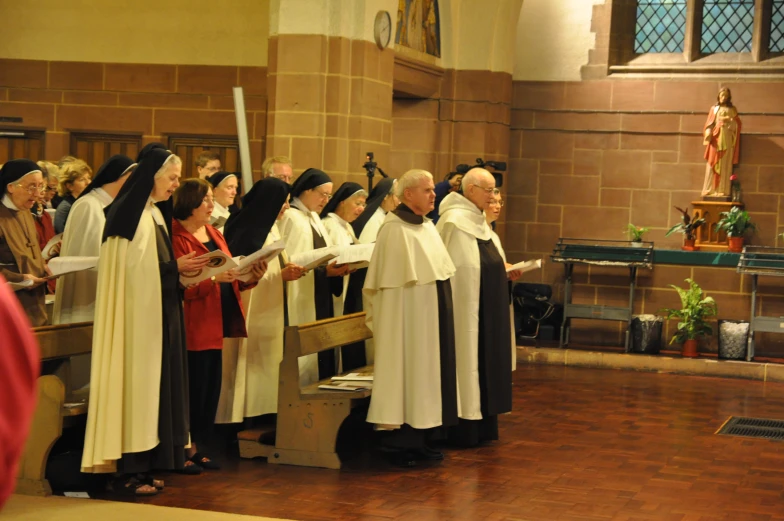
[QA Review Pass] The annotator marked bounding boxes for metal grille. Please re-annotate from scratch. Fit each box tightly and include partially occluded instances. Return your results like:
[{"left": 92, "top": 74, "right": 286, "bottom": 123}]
[
  {"left": 717, "top": 416, "right": 784, "bottom": 440},
  {"left": 701, "top": 0, "right": 755, "bottom": 53},
  {"left": 771, "top": 0, "right": 784, "bottom": 53},
  {"left": 635, "top": 0, "right": 687, "bottom": 53}
]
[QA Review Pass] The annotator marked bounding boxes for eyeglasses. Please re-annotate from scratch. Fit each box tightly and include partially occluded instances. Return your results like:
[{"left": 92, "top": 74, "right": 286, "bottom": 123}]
[
  {"left": 315, "top": 189, "right": 332, "bottom": 200},
  {"left": 203, "top": 166, "right": 220, "bottom": 173},
  {"left": 489, "top": 199, "right": 505, "bottom": 207},
  {"left": 17, "top": 183, "right": 46, "bottom": 195},
  {"left": 471, "top": 184, "right": 495, "bottom": 194}
]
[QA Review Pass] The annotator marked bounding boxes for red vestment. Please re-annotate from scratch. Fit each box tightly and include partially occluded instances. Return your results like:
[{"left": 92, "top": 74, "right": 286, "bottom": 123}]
[{"left": 0, "top": 274, "right": 40, "bottom": 509}]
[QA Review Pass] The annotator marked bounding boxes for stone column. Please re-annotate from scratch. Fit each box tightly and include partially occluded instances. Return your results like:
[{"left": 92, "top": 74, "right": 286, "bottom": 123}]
[{"left": 266, "top": 0, "right": 396, "bottom": 187}]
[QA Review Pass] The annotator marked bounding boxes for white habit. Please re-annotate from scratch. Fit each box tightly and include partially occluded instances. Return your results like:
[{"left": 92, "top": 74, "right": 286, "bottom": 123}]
[
  {"left": 357, "top": 207, "right": 386, "bottom": 244},
  {"left": 215, "top": 224, "right": 287, "bottom": 422},
  {"left": 436, "top": 192, "right": 515, "bottom": 420},
  {"left": 364, "top": 211, "right": 456, "bottom": 429},
  {"left": 322, "top": 212, "right": 356, "bottom": 316},
  {"left": 53, "top": 188, "right": 113, "bottom": 324},
  {"left": 278, "top": 198, "right": 334, "bottom": 385},
  {"left": 81, "top": 203, "right": 164, "bottom": 473}
]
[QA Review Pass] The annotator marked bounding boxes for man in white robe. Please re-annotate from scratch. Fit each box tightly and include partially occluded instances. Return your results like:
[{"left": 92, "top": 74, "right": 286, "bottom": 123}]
[
  {"left": 364, "top": 169, "right": 458, "bottom": 467},
  {"left": 436, "top": 167, "right": 521, "bottom": 447},
  {"left": 53, "top": 155, "right": 135, "bottom": 325}
]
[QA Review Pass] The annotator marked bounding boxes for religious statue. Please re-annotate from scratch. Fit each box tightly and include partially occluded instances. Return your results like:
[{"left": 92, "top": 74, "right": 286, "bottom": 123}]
[{"left": 701, "top": 87, "right": 741, "bottom": 198}]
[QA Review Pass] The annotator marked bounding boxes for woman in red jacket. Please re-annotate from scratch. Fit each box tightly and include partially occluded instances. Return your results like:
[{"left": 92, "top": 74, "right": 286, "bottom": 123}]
[{"left": 171, "top": 178, "right": 266, "bottom": 471}]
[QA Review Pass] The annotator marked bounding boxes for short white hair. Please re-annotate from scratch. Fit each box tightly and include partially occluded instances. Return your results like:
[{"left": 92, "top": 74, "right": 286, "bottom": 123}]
[
  {"left": 154, "top": 154, "right": 182, "bottom": 179},
  {"left": 460, "top": 167, "right": 493, "bottom": 192},
  {"left": 395, "top": 169, "right": 433, "bottom": 199}
]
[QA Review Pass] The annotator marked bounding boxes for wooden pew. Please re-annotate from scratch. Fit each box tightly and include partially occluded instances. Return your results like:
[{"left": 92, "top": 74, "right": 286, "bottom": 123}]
[
  {"left": 15, "top": 322, "right": 92, "bottom": 496},
  {"left": 238, "top": 312, "right": 373, "bottom": 469}
]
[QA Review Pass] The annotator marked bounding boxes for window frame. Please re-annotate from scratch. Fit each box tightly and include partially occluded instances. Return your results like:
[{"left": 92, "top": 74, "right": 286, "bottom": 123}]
[{"left": 609, "top": 0, "right": 784, "bottom": 74}]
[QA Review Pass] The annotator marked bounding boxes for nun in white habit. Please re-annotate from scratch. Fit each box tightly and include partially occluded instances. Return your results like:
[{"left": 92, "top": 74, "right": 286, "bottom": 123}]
[
  {"left": 216, "top": 178, "right": 305, "bottom": 422},
  {"left": 53, "top": 154, "right": 135, "bottom": 325},
  {"left": 81, "top": 149, "right": 210, "bottom": 495},
  {"left": 320, "top": 181, "right": 367, "bottom": 317},
  {"left": 206, "top": 171, "right": 237, "bottom": 232},
  {"left": 352, "top": 178, "right": 399, "bottom": 245},
  {"left": 278, "top": 168, "right": 350, "bottom": 384}
]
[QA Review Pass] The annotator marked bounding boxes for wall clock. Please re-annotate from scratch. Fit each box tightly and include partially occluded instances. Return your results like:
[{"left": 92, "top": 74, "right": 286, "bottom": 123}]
[{"left": 374, "top": 10, "right": 392, "bottom": 50}]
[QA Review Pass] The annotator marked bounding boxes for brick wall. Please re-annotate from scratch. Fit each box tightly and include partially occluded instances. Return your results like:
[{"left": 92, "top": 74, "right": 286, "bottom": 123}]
[
  {"left": 390, "top": 70, "right": 513, "bottom": 238},
  {"left": 508, "top": 79, "right": 784, "bottom": 355},
  {"left": 0, "top": 58, "right": 268, "bottom": 178}
]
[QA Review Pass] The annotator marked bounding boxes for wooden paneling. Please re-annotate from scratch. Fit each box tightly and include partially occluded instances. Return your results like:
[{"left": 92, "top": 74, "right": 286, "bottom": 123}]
[
  {"left": 166, "top": 134, "right": 240, "bottom": 179},
  {"left": 69, "top": 132, "right": 142, "bottom": 171},
  {"left": 0, "top": 128, "right": 45, "bottom": 163}
]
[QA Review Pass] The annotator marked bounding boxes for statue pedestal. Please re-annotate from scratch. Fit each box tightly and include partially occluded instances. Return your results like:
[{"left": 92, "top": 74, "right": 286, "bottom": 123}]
[{"left": 692, "top": 200, "right": 744, "bottom": 251}]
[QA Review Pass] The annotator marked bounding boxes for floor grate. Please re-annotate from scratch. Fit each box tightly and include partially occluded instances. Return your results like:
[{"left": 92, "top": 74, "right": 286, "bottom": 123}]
[{"left": 717, "top": 416, "right": 784, "bottom": 441}]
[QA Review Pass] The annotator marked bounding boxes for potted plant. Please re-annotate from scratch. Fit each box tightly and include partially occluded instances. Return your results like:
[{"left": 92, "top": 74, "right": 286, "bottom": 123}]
[
  {"left": 715, "top": 206, "right": 756, "bottom": 253},
  {"left": 626, "top": 223, "right": 649, "bottom": 247},
  {"left": 665, "top": 206, "right": 706, "bottom": 251},
  {"left": 659, "top": 278, "right": 717, "bottom": 358}
]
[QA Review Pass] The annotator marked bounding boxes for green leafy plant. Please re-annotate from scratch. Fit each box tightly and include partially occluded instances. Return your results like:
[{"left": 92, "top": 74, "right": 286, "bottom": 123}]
[
  {"left": 627, "top": 223, "right": 649, "bottom": 242},
  {"left": 659, "top": 278, "right": 717, "bottom": 344},
  {"left": 715, "top": 206, "right": 756, "bottom": 238},
  {"left": 665, "top": 206, "right": 706, "bottom": 241}
]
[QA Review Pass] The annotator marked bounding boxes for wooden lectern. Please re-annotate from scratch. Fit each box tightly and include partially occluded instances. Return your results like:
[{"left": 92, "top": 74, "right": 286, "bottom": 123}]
[{"left": 691, "top": 200, "right": 743, "bottom": 251}]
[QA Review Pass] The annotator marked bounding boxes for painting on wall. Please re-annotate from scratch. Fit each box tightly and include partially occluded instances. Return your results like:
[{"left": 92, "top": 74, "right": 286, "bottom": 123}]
[{"left": 395, "top": 0, "right": 441, "bottom": 58}]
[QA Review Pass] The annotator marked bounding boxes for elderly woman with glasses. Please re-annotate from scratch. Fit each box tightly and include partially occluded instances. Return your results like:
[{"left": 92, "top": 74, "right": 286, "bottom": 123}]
[
  {"left": 0, "top": 160, "right": 49, "bottom": 325},
  {"left": 278, "top": 168, "right": 351, "bottom": 384}
]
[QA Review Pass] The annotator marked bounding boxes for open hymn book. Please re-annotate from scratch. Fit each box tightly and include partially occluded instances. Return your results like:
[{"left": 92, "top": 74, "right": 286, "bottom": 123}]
[
  {"left": 179, "top": 240, "right": 287, "bottom": 285},
  {"left": 318, "top": 381, "right": 373, "bottom": 391},
  {"left": 333, "top": 243, "right": 375, "bottom": 270},
  {"left": 289, "top": 247, "right": 338, "bottom": 271}
]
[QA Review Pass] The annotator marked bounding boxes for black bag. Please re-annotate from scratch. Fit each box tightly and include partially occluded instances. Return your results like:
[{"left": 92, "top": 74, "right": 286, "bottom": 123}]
[{"left": 513, "top": 283, "right": 561, "bottom": 341}]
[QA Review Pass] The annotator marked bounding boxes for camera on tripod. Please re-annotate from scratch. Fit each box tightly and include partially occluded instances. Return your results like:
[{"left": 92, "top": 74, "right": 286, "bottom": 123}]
[
  {"left": 454, "top": 158, "right": 507, "bottom": 187},
  {"left": 361, "top": 152, "right": 388, "bottom": 191}
]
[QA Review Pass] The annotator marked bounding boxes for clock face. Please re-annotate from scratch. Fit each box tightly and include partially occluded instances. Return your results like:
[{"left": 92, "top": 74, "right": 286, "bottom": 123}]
[{"left": 374, "top": 10, "right": 392, "bottom": 49}]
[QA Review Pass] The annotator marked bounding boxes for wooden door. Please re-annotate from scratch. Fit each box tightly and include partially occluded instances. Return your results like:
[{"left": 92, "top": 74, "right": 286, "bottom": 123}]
[
  {"left": 0, "top": 129, "right": 45, "bottom": 164},
  {"left": 69, "top": 132, "right": 142, "bottom": 171},
  {"left": 166, "top": 135, "right": 240, "bottom": 179}
]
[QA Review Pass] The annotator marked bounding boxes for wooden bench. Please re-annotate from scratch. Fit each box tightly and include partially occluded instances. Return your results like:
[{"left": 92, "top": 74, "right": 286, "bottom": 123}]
[
  {"left": 15, "top": 322, "right": 93, "bottom": 496},
  {"left": 238, "top": 312, "right": 374, "bottom": 469}
]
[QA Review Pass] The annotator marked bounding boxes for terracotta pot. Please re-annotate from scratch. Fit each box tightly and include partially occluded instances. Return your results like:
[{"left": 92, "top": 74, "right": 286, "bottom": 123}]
[
  {"left": 682, "top": 339, "right": 699, "bottom": 358},
  {"left": 682, "top": 238, "right": 697, "bottom": 251},
  {"left": 727, "top": 236, "right": 744, "bottom": 253}
]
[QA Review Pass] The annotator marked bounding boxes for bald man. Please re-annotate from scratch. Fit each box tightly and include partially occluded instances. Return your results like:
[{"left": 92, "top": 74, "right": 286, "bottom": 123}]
[{"left": 435, "top": 167, "right": 520, "bottom": 447}]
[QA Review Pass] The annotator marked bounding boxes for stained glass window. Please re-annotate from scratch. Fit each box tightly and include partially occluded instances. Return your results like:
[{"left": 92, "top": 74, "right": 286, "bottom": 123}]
[
  {"left": 770, "top": 0, "right": 784, "bottom": 53},
  {"left": 635, "top": 0, "right": 687, "bottom": 53},
  {"left": 701, "top": 0, "right": 755, "bottom": 53}
]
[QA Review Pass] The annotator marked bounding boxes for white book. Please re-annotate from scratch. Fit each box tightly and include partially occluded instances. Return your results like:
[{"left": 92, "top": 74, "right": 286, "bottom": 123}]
[
  {"left": 46, "top": 256, "right": 99, "bottom": 279},
  {"left": 41, "top": 232, "right": 63, "bottom": 260},
  {"left": 290, "top": 246, "right": 338, "bottom": 271},
  {"left": 318, "top": 382, "right": 372, "bottom": 392},
  {"left": 332, "top": 371, "right": 374, "bottom": 382},
  {"left": 178, "top": 250, "right": 239, "bottom": 286},
  {"left": 233, "top": 239, "right": 286, "bottom": 282},
  {"left": 506, "top": 258, "right": 542, "bottom": 274},
  {"left": 8, "top": 279, "right": 35, "bottom": 292},
  {"left": 333, "top": 243, "right": 375, "bottom": 270}
]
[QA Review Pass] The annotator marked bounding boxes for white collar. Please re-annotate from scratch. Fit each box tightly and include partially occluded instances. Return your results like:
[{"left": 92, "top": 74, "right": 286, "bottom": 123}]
[
  {"left": 92, "top": 187, "right": 113, "bottom": 207},
  {"left": 327, "top": 212, "right": 357, "bottom": 241},
  {"left": 291, "top": 197, "right": 328, "bottom": 238},
  {"left": 2, "top": 194, "right": 20, "bottom": 211},
  {"left": 213, "top": 201, "right": 231, "bottom": 217},
  {"left": 438, "top": 192, "right": 492, "bottom": 240}
]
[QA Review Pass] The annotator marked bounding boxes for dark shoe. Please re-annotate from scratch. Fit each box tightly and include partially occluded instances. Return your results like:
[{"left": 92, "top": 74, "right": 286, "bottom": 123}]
[
  {"left": 384, "top": 449, "right": 417, "bottom": 468},
  {"left": 108, "top": 475, "right": 159, "bottom": 496},
  {"left": 190, "top": 452, "right": 220, "bottom": 471},
  {"left": 413, "top": 446, "right": 444, "bottom": 461},
  {"left": 177, "top": 460, "right": 203, "bottom": 475},
  {"left": 136, "top": 473, "right": 164, "bottom": 490}
]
